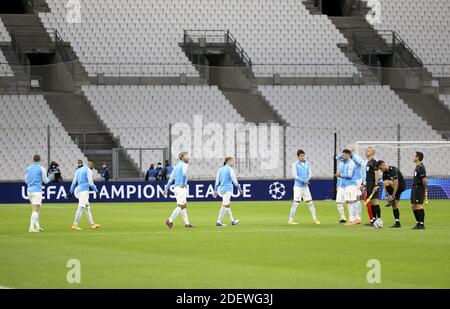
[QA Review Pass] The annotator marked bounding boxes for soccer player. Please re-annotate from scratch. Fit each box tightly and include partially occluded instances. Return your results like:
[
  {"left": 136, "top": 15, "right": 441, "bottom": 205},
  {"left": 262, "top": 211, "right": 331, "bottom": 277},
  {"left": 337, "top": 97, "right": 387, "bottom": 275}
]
[
  {"left": 336, "top": 146, "right": 364, "bottom": 224},
  {"left": 25, "top": 154, "right": 53, "bottom": 232},
  {"left": 69, "top": 160, "right": 101, "bottom": 230},
  {"left": 364, "top": 147, "right": 381, "bottom": 224},
  {"left": 377, "top": 160, "right": 406, "bottom": 228},
  {"left": 163, "top": 151, "right": 193, "bottom": 228},
  {"left": 335, "top": 149, "right": 357, "bottom": 225},
  {"left": 361, "top": 159, "right": 374, "bottom": 224},
  {"left": 411, "top": 152, "right": 427, "bottom": 229},
  {"left": 289, "top": 150, "right": 320, "bottom": 225},
  {"left": 213, "top": 156, "right": 241, "bottom": 227},
  {"left": 335, "top": 161, "right": 347, "bottom": 223}
]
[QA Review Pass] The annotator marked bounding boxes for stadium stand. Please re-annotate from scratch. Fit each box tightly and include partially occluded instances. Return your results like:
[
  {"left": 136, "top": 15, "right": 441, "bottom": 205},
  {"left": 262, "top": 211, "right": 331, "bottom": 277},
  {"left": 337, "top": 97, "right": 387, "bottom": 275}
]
[
  {"left": 0, "top": 51, "right": 13, "bottom": 77},
  {"left": 260, "top": 85, "right": 449, "bottom": 177},
  {"left": 0, "top": 17, "right": 10, "bottom": 41},
  {"left": 39, "top": 0, "right": 357, "bottom": 77},
  {"left": 368, "top": 0, "right": 450, "bottom": 77},
  {"left": 0, "top": 17, "right": 13, "bottom": 77},
  {"left": 0, "top": 95, "right": 92, "bottom": 180},
  {"left": 440, "top": 95, "right": 450, "bottom": 111},
  {"left": 83, "top": 85, "right": 252, "bottom": 178},
  {"left": 0, "top": 0, "right": 449, "bottom": 181}
]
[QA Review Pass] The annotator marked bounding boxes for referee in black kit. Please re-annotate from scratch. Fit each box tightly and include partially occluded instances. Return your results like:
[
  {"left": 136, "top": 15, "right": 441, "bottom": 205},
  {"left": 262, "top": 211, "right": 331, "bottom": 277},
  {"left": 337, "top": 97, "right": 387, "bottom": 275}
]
[
  {"left": 377, "top": 160, "right": 406, "bottom": 228},
  {"left": 411, "top": 152, "right": 427, "bottom": 230}
]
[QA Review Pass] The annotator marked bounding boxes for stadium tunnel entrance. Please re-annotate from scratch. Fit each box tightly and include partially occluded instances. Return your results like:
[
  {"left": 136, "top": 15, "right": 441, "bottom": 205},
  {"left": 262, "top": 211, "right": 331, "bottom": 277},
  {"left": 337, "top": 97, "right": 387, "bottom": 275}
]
[
  {"left": 0, "top": 0, "right": 31, "bottom": 14},
  {"left": 27, "top": 53, "right": 75, "bottom": 92},
  {"left": 321, "top": 0, "right": 345, "bottom": 16},
  {"left": 203, "top": 54, "right": 252, "bottom": 90}
]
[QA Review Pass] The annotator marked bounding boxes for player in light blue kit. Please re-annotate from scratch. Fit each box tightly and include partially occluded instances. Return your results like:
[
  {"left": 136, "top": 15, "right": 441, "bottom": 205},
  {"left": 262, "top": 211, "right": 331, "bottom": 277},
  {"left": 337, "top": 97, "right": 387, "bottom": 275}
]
[
  {"left": 214, "top": 156, "right": 242, "bottom": 227},
  {"left": 163, "top": 152, "right": 193, "bottom": 229},
  {"left": 69, "top": 160, "right": 100, "bottom": 231},
  {"left": 335, "top": 149, "right": 357, "bottom": 226},
  {"left": 336, "top": 146, "right": 364, "bottom": 224},
  {"left": 25, "top": 154, "right": 53, "bottom": 232},
  {"left": 289, "top": 150, "right": 320, "bottom": 225},
  {"left": 335, "top": 161, "right": 347, "bottom": 223}
]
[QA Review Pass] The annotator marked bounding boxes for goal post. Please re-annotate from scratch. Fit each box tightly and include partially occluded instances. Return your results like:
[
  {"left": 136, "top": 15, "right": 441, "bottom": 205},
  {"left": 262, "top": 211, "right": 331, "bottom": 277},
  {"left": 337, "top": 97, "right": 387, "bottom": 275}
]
[{"left": 354, "top": 140, "right": 450, "bottom": 200}]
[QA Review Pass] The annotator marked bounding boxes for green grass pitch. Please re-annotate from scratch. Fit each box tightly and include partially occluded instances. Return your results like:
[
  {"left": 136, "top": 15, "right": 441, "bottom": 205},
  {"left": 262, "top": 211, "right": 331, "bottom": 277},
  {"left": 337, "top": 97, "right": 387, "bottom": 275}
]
[{"left": 1, "top": 200, "right": 450, "bottom": 288}]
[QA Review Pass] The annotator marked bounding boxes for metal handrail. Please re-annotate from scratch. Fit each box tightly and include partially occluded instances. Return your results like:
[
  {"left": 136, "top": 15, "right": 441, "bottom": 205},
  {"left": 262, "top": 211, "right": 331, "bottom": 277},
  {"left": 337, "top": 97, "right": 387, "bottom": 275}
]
[
  {"left": 352, "top": 29, "right": 424, "bottom": 68},
  {"left": 183, "top": 29, "right": 252, "bottom": 67},
  {"left": 55, "top": 30, "right": 72, "bottom": 63},
  {"left": 183, "top": 29, "right": 210, "bottom": 67},
  {"left": 392, "top": 31, "right": 423, "bottom": 67}
]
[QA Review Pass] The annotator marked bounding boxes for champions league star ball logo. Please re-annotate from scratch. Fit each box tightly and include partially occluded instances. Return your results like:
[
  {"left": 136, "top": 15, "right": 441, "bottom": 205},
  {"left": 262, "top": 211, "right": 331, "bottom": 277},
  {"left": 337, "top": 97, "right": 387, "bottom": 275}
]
[{"left": 268, "top": 182, "right": 286, "bottom": 200}]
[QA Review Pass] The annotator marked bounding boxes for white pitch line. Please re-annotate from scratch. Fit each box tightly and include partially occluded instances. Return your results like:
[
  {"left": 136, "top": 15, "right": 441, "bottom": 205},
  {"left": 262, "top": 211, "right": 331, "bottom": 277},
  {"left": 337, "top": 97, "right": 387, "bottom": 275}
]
[{"left": 0, "top": 285, "right": 13, "bottom": 289}]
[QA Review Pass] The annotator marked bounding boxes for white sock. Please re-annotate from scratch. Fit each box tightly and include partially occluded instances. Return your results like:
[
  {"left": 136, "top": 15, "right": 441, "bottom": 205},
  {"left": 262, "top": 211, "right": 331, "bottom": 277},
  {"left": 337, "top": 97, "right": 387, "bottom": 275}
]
[
  {"left": 30, "top": 211, "right": 39, "bottom": 229},
  {"left": 85, "top": 206, "right": 94, "bottom": 224},
  {"left": 355, "top": 201, "right": 362, "bottom": 220},
  {"left": 289, "top": 202, "right": 299, "bottom": 220},
  {"left": 217, "top": 206, "right": 226, "bottom": 223},
  {"left": 168, "top": 206, "right": 181, "bottom": 223},
  {"left": 74, "top": 206, "right": 84, "bottom": 224},
  {"left": 307, "top": 201, "right": 317, "bottom": 221},
  {"left": 337, "top": 203, "right": 346, "bottom": 220},
  {"left": 181, "top": 208, "right": 189, "bottom": 225},
  {"left": 226, "top": 207, "right": 235, "bottom": 222},
  {"left": 347, "top": 203, "right": 355, "bottom": 221}
]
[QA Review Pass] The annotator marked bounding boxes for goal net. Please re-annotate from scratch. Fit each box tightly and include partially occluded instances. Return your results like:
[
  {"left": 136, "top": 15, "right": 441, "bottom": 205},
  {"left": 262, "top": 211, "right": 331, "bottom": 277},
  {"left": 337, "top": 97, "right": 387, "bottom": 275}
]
[{"left": 354, "top": 141, "right": 450, "bottom": 200}]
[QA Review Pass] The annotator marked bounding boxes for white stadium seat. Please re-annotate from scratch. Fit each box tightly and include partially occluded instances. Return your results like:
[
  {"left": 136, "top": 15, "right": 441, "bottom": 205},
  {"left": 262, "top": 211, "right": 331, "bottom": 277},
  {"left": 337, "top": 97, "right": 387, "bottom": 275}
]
[
  {"left": 368, "top": 0, "right": 450, "bottom": 76},
  {"left": 40, "top": 0, "right": 356, "bottom": 77},
  {"left": 440, "top": 95, "right": 450, "bottom": 111},
  {"left": 0, "top": 17, "right": 13, "bottom": 77},
  {"left": 260, "top": 85, "right": 448, "bottom": 177},
  {"left": 0, "top": 95, "right": 92, "bottom": 180},
  {"left": 82, "top": 85, "right": 284, "bottom": 179}
]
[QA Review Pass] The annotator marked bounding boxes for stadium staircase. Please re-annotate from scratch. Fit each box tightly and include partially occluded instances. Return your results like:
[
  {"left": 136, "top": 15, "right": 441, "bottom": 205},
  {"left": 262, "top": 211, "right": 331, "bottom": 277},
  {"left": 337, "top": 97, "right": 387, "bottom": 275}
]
[
  {"left": 0, "top": 13, "right": 89, "bottom": 93},
  {"left": 29, "top": 0, "right": 50, "bottom": 13},
  {"left": 301, "top": 1, "right": 322, "bottom": 15},
  {"left": 180, "top": 30, "right": 286, "bottom": 124},
  {"left": 0, "top": 8, "right": 140, "bottom": 178},
  {"left": 396, "top": 91, "right": 450, "bottom": 140},
  {"left": 303, "top": 0, "right": 450, "bottom": 139},
  {"left": 0, "top": 43, "right": 28, "bottom": 93},
  {"left": 44, "top": 92, "right": 141, "bottom": 179},
  {"left": 330, "top": 16, "right": 384, "bottom": 85}
]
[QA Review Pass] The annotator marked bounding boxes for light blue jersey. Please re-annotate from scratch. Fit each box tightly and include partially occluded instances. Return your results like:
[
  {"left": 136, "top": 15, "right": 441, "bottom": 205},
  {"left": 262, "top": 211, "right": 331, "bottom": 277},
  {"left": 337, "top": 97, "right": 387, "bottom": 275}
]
[
  {"left": 25, "top": 163, "right": 51, "bottom": 192},
  {"left": 338, "top": 159, "right": 356, "bottom": 187},
  {"left": 70, "top": 165, "right": 98, "bottom": 194},
  {"left": 336, "top": 162, "right": 344, "bottom": 188},
  {"left": 214, "top": 164, "right": 241, "bottom": 194},
  {"left": 336, "top": 153, "right": 363, "bottom": 181},
  {"left": 292, "top": 160, "right": 312, "bottom": 188},
  {"left": 361, "top": 160, "right": 367, "bottom": 184},
  {"left": 165, "top": 161, "right": 188, "bottom": 191}
]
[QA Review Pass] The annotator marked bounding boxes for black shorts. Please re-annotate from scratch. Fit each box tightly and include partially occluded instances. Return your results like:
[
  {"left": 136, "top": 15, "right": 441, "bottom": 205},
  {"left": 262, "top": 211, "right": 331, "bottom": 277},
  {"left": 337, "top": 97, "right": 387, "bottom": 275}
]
[
  {"left": 366, "top": 182, "right": 379, "bottom": 199},
  {"left": 411, "top": 185, "right": 425, "bottom": 204},
  {"left": 386, "top": 185, "right": 406, "bottom": 201}
]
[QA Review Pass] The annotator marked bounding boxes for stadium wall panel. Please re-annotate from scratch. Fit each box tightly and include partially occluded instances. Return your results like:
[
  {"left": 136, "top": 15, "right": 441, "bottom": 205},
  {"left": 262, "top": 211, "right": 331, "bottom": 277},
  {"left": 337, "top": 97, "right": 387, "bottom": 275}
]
[
  {"left": 0, "top": 180, "right": 335, "bottom": 203},
  {"left": 0, "top": 179, "right": 449, "bottom": 204}
]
